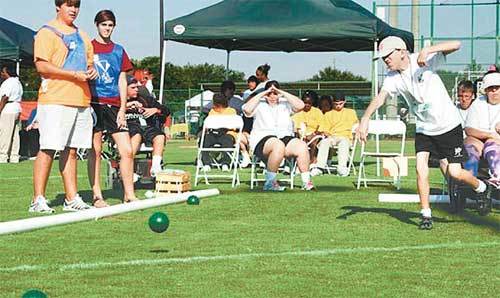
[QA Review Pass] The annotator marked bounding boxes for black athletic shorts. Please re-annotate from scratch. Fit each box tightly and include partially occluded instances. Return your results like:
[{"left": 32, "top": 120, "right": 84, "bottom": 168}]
[
  {"left": 254, "top": 135, "right": 295, "bottom": 162},
  {"left": 415, "top": 125, "right": 467, "bottom": 164},
  {"left": 92, "top": 104, "right": 128, "bottom": 135},
  {"left": 242, "top": 115, "right": 253, "bottom": 133},
  {"left": 128, "top": 120, "right": 165, "bottom": 146}
]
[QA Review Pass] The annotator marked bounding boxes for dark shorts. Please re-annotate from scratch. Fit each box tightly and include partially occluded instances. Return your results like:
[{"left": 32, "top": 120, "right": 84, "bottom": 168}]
[
  {"left": 92, "top": 104, "right": 127, "bottom": 135},
  {"left": 242, "top": 115, "right": 253, "bottom": 133},
  {"left": 415, "top": 125, "right": 467, "bottom": 164},
  {"left": 254, "top": 135, "right": 295, "bottom": 162},
  {"left": 128, "top": 121, "right": 165, "bottom": 146}
]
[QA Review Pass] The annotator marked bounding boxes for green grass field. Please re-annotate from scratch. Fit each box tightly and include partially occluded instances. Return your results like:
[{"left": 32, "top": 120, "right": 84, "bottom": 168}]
[{"left": 0, "top": 140, "right": 498, "bottom": 297}]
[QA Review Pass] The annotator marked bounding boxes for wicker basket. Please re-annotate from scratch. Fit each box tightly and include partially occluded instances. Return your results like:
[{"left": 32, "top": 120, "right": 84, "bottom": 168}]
[{"left": 155, "top": 170, "right": 191, "bottom": 194}]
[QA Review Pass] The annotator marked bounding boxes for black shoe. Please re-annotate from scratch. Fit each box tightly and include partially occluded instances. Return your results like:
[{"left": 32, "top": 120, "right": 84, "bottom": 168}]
[
  {"left": 477, "top": 184, "right": 492, "bottom": 216},
  {"left": 419, "top": 216, "right": 433, "bottom": 230}
]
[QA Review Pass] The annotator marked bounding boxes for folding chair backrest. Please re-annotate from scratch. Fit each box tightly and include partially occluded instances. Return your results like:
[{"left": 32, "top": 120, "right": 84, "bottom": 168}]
[
  {"left": 202, "top": 115, "right": 243, "bottom": 131},
  {"left": 367, "top": 120, "right": 406, "bottom": 136}
]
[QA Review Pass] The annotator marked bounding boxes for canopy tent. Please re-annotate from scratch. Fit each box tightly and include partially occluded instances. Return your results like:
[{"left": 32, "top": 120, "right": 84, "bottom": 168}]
[
  {"left": 0, "top": 17, "right": 35, "bottom": 73},
  {"left": 159, "top": 0, "right": 414, "bottom": 103},
  {"left": 164, "top": 0, "right": 414, "bottom": 53}
]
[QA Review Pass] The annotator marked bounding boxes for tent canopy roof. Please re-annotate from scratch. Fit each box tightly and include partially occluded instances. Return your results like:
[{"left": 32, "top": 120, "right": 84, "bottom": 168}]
[
  {"left": 0, "top": 17, "right": 35, "bottom": 63},
  {"left": 165, "top": 0, "right": 414, "bottom": 53}
]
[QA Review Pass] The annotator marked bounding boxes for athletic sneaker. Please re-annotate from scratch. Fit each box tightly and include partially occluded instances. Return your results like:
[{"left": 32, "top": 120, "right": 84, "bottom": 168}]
[
  {"left": 150, "top": 164, "right": 162, "bottom": 177},
  {"left": 240, "top": 153, "right": 251, "bottom": 168},
  {"left": 28, "top": 195, "right": 55, "bottom": 214},
  {"left": 221, "top": 164, "right": 230, "bottom": 172},
  {"left": 476, "top": 184, "right": 492, "bottom": 216},
  {"left": 487, "top": 175, "right": 500, "bottom": 189},
  {"left": 202, "top": 165, "right": 211, "bottom": 172},
  {"left": 302, "top": 181, "right": 315, "bottom": 191},
  {"left": 63, "top": 194, "right": 93, "bottom": 212},
  {"left": 337, "top": 166, "right": 350, "bottom": 177},
  {"left": 419, "top": 216, "right": 433, "bottom": 230},
  {"left": 263, "top": 180, "right": 286, "bottom": 192},
  {"left": 310, "top": 167, "right": 323, "bottom": 177}
]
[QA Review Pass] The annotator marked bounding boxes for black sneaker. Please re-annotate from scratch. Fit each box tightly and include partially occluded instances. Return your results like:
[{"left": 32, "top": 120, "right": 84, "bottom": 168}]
[
  {"left": 419, "top": 216, "right": 433, "bottom": 230},
  {"left": 477, "top": 183, "right": 492, "bottom": 216}
]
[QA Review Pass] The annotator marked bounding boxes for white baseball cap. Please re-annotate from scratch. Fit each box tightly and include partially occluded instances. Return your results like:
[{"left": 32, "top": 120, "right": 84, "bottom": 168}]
[
  {"left": 374, "top": 36, "right": 407, "bottom": 60},
  {"left": 482, "top": 72, "right": 500, "bottom": 90}
]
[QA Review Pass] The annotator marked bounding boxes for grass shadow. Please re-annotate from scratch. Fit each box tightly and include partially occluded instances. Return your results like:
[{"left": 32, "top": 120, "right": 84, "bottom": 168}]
[
  {"left": 51, "top": 189, "right": 126, "bottom": 207},
  {"left": 149, "top": 249, "right": 170, "bottom": 253},
  {"left": 336, "top": 205, "right": 457, "bottom": 227},
  {"left": 434, "top": 204, "right": 500, "bottom": 232}
]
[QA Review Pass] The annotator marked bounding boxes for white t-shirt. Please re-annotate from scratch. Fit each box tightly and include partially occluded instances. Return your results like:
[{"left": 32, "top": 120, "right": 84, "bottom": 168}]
[
  {"left": 465, "top": 95, "right": 500, "bottom": 133},
  {"left": 243, "top": 99, "right": 294, "bottom": 150},
  {"left": 0, "top": 77, "right": 23, "bottom": 114},
  {"left": 242, "top": 89, "right": 255, "bottom": 101},
  {"left": 381, "top": 52, "right": 460, "bottom": 135},
  {"left": 457, "top": 106, "right": 470, "bottom": 128}
]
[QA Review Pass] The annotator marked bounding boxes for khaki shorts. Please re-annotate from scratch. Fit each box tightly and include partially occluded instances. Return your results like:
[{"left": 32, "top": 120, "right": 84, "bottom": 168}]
[{"left": 38, "top": 104, "right": 92, "bottom": 151}]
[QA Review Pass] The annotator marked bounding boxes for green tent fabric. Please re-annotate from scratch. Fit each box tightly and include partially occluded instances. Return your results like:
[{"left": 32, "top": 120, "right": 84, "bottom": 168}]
[
  {"left": 164, "top": 0, "right": 414, "bottom": 53},
  {"left": 0, "top": 17, "right": 35, "bottom": 63}
]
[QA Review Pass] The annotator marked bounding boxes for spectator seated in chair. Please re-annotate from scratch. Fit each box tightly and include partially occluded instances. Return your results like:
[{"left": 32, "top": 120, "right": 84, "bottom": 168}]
[
  {"left": 463, "top": 71, "right": 500, "bottom": 189},
  {"left": 314, "top": 92, "right": 358, "bottom": 177},
  {"left": 317, "top": 94, "right": 333, "bottom": 115},
  {"left": 242, "top": 80, "right": 314, "bottom": 191},
  {"left": 200, "top": 93, "right": 240, "bottom": 172},
  {"left": 125, "top": 75, "right": 169, "bottom": 176},
  {"left": 456, "top": 80, "right": 476, "bottom": 129},
  {"left": 292, "top": 90, "right": 325, "bottom": 167}
]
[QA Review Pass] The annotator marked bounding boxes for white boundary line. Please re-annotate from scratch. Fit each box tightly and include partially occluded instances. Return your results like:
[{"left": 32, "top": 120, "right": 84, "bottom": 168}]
[{"left": 1, "top": 241, "right": 498, "bottom": 273}]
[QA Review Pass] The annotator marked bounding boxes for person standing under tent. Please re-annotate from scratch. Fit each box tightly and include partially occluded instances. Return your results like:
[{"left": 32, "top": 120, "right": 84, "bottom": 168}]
[
  {"left": 88, "top": 9, "right": 137, "bottom": 207},
  {"left": 254, "top": 64, "right": 271, "bottom": 92},
  {"left": 356, "top": 36, "right": 490, "bottom": 230},
  {"left": 0, "top": 65, "right": 23, "bottom": 164},
  {"left": 30, "top": 0, "right": 97, "bottom": 213}
]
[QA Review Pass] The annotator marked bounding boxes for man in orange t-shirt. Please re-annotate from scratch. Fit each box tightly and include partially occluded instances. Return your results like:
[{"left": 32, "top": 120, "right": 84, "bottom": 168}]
[{"left": 29, "top": 0, "right": 98, "bottom": 213}]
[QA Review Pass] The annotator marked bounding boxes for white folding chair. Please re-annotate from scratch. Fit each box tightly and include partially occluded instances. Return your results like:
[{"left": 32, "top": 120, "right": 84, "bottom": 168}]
[
  {"left": 194, "top": 115, "right": 243, "bottom": 188},
  {"left": 250, "top": 154, "right": 297, "bottom": 190},
  {"left": 324, "top": 124, "right": 359, "bottom": 176},
  {"left": 355, "top": 120, "right": 406, "bottom": 189}
]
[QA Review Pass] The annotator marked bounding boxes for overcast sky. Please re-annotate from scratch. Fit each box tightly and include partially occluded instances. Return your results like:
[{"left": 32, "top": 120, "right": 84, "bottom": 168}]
[{"left": 2, "top": 0, "right": 497, "bottom": 81}]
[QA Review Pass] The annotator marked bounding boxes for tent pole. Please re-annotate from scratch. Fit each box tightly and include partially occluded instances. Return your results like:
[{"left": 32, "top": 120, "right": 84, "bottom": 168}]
[
  {"left": 160, "top": 0, "right": 164, "bottom": 62},
  {"left": 225, "top": 50, "right": 231, "bottom": 80},
  {"left": 372, "top": 39, "right": 381, "bottom": 176},
  {"left": 159, "top": 40, "right": 167, "bottom": 104}
]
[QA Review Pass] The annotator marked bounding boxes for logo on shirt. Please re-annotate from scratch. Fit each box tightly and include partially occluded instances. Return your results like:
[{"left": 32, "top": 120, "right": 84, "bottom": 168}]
[{"left": 94, "top": 56, "right": 114, "bottom": 84}]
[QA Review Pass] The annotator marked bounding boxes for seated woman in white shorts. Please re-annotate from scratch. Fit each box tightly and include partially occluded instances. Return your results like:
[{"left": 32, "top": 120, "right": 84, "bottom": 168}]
[
  {"left": 242, "top": 80, "right": 314, "bottom": 191},
  {"left": 464, "top": 71, "right": 500, "bottom": 188}
]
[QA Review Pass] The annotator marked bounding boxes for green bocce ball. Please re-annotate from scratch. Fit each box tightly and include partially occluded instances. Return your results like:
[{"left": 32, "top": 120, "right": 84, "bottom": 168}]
[
  {"left": 148, "top": 212, "right": 170, "bottom": 233},
  {"left": 22, "top": 290, "right": 47, "bottom": 298},
  {"left": 187, "top": 195, "right": 200, "bottom": 205}
]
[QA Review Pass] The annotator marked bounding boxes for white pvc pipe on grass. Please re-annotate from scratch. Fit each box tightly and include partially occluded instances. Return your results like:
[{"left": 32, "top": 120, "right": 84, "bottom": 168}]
[
  {"left": 379, "top": 193, "right": 500, "bottom": 205},
  {"left": 0, "top": 189, "right": 219, "bottom": 235}
]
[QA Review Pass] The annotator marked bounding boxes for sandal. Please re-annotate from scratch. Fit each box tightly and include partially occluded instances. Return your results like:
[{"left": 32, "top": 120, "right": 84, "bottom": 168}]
[
  {"left": 93, "top": 196, "right": 110, "bottom": 208},
  {"left": 124, "top": 197, "right": 139, "bottom": 203}
]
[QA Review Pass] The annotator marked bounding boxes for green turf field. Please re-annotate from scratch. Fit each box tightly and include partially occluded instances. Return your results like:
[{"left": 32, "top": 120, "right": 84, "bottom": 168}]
[{"left": 0, "top": 140, "right": 498, "bottom": 297}]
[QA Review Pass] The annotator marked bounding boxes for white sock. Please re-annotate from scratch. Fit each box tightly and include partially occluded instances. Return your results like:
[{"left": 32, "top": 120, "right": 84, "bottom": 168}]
[
  {"left": 152, "top": 155, "right": 162, "bottom": 169},
  {"left": 420, "top": 208, "right": 432, "bottom": 218},
  {"left": 474, "top": 180, "right": 486, "bottom": 193},
  {"left": 301, "top": 172, "right": 311, "bottom": 184}
]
